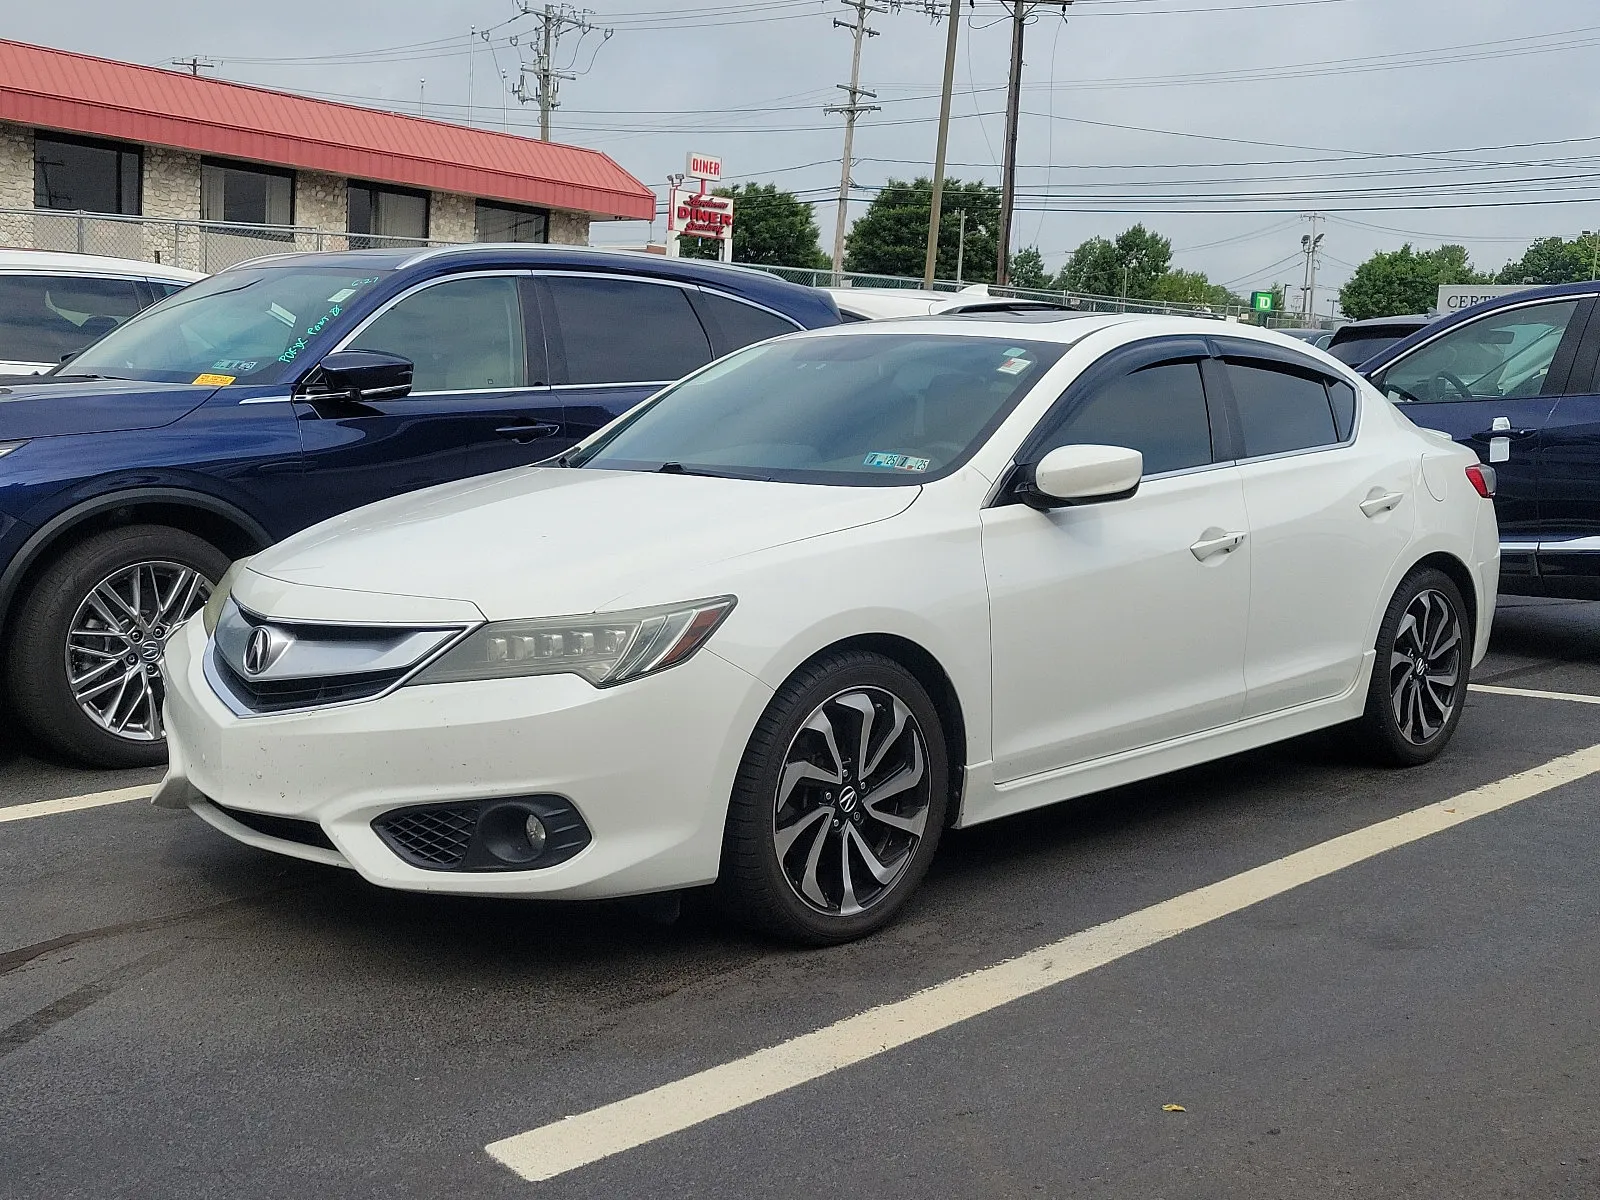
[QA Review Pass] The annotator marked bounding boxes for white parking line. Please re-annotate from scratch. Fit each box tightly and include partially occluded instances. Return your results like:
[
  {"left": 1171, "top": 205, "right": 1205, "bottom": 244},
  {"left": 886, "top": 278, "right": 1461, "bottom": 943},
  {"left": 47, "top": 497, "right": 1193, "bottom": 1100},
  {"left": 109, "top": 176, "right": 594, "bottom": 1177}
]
[
  {"left": 0, "top": 785, "right": 155, "bottom": 823},
  {"left": 485, "top": 742, "right": 1600, "bottom": 1183},
  {"left": 1470, "top": 683, "right": 1600, "bottom": 705}
]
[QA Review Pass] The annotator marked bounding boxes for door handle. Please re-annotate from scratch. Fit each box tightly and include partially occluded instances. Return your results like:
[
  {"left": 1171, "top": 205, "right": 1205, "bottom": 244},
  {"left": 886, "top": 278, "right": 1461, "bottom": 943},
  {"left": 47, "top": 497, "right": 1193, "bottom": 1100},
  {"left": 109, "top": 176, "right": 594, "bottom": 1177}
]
[
  {"left": 495, "top": 421, "right": 561, "bottom": 443},
  {"left": 1190, "top": 530, "right": 1246, "bottom": 562},
  {"left": 1359, "top": 489, "right": 1405, "bottom": 518},
  {"left": 1475, "top": 417, "right": 1536, "bottom": 440}
]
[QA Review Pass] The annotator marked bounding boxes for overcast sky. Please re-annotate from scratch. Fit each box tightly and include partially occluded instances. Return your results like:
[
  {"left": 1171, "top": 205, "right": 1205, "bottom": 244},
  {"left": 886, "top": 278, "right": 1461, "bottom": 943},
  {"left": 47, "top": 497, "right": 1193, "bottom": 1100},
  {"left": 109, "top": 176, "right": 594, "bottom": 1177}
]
[{"left": 12, "top": 0, "right": 1600, "bottom": 311}]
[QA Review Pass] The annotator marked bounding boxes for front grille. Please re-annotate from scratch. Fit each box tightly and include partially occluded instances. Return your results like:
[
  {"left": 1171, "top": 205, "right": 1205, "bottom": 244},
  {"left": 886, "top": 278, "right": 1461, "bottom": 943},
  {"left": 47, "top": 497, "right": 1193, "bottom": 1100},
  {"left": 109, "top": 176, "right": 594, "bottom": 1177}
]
[
  {"left": 212, "top": 652, "right": 407, "bottom": 714},
  {"left": 211, "top": 802, "right": 338, "bottom": 852},
  {"left": 374, "top": 805, "right": 480, "bottom": 868}
]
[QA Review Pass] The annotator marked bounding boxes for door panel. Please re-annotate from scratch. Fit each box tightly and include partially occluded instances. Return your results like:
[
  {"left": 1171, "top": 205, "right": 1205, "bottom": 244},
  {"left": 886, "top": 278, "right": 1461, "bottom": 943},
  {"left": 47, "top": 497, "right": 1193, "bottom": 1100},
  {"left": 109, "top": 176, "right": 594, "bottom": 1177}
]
[
  {"left": 1533, "top": 301, "right": 1600, "bottom": 594},
  {"left": 984, "top": 469, "right": 1251, "bottom": 781}
]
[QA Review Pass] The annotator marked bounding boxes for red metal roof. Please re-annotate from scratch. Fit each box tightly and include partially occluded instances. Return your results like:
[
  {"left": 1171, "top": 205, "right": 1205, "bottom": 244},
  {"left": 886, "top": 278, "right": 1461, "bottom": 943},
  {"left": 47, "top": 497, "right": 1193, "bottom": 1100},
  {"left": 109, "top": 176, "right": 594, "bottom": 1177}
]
[{"left": 0, "top": 39, "right": 655, "bottom": 221}]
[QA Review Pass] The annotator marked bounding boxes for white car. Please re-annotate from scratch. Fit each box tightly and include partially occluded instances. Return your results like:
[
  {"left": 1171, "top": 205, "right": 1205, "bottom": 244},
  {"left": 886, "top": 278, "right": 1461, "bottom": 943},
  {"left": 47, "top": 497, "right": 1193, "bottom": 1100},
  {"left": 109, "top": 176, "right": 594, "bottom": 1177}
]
[
  {"left": 156, "top": 314, "right": 1499, "bottom": 943},
  {"left": 0, "top": 250, "right": 203, "bottom": 374},
  {"left": 828, "top": 284, "right": 1072, "bottom": 322}
]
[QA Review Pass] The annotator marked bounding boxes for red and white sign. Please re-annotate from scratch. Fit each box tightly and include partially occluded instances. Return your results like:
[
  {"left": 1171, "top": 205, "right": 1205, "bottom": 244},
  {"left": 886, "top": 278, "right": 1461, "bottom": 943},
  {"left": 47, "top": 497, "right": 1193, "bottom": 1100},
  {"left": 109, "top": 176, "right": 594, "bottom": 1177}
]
[
  {"left": 669, "top": 187, "right": 734, "bottom": 241},
  {"left": 686, "top": 153, "right": 723, "bottom": 182}
]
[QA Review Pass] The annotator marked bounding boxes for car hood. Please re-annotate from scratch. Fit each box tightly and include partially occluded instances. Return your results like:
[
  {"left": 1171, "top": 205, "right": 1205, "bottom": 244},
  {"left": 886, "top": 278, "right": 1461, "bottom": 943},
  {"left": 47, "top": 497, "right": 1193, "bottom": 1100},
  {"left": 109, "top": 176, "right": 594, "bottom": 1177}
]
[
  {"left": 0, "top": 377, "right": 215, "bottom": 438},
  {"left": 242, "top": 467, "right": 919, "bottom": 621}
]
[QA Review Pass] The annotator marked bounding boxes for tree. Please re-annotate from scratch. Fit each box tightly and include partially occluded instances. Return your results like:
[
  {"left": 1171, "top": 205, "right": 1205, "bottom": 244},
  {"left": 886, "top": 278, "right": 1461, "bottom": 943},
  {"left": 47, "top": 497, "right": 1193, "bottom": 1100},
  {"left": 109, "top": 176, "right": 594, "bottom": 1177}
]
[
  {"left": 843, "top": 177, "right": 1001, "bottom": 282},
  {"left": 1338, "top": 244, "right": 1490, "bottom": 320},
  {"left": 1053, "top": 225, "right": 1173, "bottom": 300},
  {"left": 1008, "top": 246, "right": 1050, "bottom": 290},
  {"left": 1495, "top": 234, "right": 1600, "bottom": 285},
  {"left": 1151, "top": 268, "right": 1241, "bottom": 309},
  {"left": 681, "top": 182, "right": 828, "bottom": 268}
]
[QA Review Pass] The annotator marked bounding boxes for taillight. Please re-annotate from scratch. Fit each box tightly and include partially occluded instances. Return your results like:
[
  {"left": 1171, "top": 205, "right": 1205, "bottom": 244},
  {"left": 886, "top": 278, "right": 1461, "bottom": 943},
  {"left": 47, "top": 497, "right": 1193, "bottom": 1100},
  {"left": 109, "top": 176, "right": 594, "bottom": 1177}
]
[{"left": 1466, "top": 464, "right": 1496, "bottom": 498}]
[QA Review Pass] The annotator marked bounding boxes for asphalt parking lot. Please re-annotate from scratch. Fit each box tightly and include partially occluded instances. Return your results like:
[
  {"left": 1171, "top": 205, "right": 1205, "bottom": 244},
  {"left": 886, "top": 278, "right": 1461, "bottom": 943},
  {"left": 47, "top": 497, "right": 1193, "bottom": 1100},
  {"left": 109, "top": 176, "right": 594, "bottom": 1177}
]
[{"left": 3, "top": 596, "right": 1599, "bottom": 1198}]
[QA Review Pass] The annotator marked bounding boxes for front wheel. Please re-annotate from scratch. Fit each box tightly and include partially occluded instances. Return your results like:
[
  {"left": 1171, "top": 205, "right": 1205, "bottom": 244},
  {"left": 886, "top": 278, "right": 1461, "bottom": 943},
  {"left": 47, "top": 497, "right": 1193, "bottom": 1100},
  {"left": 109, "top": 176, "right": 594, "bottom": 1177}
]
[
  {"left": 5, "top": 526, "right": 228, "bottom": 768},
  {"left": 719, "top": 651, "right": 950, "bottom": 945},
  {"left": 1355, "top": 567, "right": 1472, "bottom": 767}
]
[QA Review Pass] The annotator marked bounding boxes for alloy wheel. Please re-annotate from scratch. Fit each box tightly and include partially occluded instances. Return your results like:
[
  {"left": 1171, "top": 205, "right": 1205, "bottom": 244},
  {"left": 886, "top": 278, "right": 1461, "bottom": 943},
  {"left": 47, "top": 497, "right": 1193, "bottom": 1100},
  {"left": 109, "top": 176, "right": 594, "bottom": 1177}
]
[
  {"left": 772, "top": 686, "right": 932, "bottom": 916},
  {"left": 1387, "top": 587, "right": 1462, "bottom": 746},
  {"left": 64, "top": 561, "right": 212, "bottom": 742}
]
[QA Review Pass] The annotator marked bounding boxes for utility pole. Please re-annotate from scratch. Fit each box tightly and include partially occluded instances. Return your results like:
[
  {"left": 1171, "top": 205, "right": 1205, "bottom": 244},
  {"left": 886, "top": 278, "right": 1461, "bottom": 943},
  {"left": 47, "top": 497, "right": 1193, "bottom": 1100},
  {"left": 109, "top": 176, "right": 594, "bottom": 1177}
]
[
  {"left": 995, "top": 0, "right": 1073, "bottom": 288},
  {"left": 170, "top": 57, "right": 218, "bottom": 76},
  {"left": 827, "top": 0, "right": 887, "bottom": 283},
  {"left": 1585, "top": 229, "right": 1600, "bottom": 280},
  {"left": 1301, "top": 213, "right": 1324, "bottom": 323},
  {"left": 957, "top": 209, "right": 968, "bottom": 283},
  {"left": 923, "top": 0, "right": 962, "bottom": 288},
  {"left": 512, "top": 4, "right": 612, "bottom": 141}
]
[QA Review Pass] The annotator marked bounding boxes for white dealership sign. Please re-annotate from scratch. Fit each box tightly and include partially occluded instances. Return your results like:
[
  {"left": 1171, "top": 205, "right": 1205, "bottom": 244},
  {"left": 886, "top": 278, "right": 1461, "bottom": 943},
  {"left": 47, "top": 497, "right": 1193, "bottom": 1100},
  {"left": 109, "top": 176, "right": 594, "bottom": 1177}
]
[{"left": 1436, "top": 283, "right": 1532, "bottom": 315}]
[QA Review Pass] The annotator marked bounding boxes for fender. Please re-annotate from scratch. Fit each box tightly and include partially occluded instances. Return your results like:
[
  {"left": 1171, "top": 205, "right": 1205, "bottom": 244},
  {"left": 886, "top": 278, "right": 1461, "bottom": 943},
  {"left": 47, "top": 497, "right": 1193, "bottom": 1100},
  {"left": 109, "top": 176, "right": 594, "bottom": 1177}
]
[{"left": 0, "top": 487, "right": 273, "bottom": 641}]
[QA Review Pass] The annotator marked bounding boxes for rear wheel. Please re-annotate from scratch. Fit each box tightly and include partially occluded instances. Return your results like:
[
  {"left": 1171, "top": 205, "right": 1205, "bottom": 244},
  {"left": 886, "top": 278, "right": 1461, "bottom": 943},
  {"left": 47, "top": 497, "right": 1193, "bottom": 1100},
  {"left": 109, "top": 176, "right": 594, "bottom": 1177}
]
[
  {"left": 1355, "top": 567, "right": 1471, "bottom": 767},
  {"left": 5, "top": 526, "right": 227, "bottom": 768},
  {"left": 719, "top": 651, "right": 950, "bottom": 945}
]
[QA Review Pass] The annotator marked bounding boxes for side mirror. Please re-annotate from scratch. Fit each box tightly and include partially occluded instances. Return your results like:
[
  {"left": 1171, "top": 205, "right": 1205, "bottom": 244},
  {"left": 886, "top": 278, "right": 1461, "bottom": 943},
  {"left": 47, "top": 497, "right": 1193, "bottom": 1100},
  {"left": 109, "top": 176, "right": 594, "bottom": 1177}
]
[
  {"left": 1021, "top": 444, "right": 1143, "bottom": 509},
  {"left": 301, "top": 349, "right": 413, "bottom": 402}
]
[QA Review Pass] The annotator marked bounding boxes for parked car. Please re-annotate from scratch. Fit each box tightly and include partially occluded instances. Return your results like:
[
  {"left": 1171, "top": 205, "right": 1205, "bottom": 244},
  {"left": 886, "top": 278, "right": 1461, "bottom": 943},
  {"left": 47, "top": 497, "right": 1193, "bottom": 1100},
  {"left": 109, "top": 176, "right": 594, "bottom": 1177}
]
[
  {"left": 0, "top": 249, "right": 203, "bottom": 374},
  {"left": 0, "top": 245, "right": 840, "bottom": 766},
  {"left": 828, "top": 284, "right": 1075, "bottom": 321},
  {"left": 1275, "top": 327, "right": 1334, "bottom": 348},
  {"left": 157, "top": 313, "right": 1497, "bottom": 943},
  {"left": 1360, "top": 281, "right": 1600, "bottom": 599},
  {"left": 1325, "top": 314, "right": 1433, "bottom": 368}
]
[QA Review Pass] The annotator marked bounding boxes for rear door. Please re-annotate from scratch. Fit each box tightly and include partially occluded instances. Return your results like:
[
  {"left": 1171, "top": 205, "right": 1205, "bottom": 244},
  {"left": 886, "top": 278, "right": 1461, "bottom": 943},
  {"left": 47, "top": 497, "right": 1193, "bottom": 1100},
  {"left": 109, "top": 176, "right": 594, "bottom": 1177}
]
[
  {"left": 1531, "top": 297, "right": 1600, "bottom": 596},
  {"left": 1371, "top": 296, "right": 1590, "bottom": 588},
  {"left": 295, "top": 271, "right": 565, "bottom": 523}
]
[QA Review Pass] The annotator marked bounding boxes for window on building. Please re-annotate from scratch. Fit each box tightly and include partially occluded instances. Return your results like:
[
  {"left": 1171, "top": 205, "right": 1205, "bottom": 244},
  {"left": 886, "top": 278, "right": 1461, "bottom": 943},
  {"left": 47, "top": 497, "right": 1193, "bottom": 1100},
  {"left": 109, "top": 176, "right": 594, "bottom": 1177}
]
[
  {"left": 347, "top": 182, "right": 430, "bottom": 246},
  {"left": 476, "top": 201, "right": 549, "bottom": 243},
  {"left": 33, "top": 134, "right": 141, "bottom": 215},
  {"left": 200, "top": 159, "right": 294, "bottom": 227}
]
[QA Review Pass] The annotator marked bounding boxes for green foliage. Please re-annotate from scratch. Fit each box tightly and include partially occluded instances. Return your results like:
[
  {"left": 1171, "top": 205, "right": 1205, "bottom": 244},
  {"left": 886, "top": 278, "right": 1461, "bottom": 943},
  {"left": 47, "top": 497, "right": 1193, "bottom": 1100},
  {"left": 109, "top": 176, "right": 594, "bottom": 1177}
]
[
  {"left": 681, "top": 183, "right": 827, "bottom": 269},
  {"left": 1151, "top": 268, "right": 1241, "bottom": 308},
  {"left": 1054, "top": 225, "right": 1173, "bottom": 299},
  {"left": 843, "top": 177, "right": 1002, "bottom": 282},
  {"left": 1338, "top": 244, "right": 1490, "bottom": 321},
  {"left": 1494, "top": 234, "right": 1600, "bottom": 286},
  {"left": 1008, "top": 246, "right": 1050, "bottom": 290}
]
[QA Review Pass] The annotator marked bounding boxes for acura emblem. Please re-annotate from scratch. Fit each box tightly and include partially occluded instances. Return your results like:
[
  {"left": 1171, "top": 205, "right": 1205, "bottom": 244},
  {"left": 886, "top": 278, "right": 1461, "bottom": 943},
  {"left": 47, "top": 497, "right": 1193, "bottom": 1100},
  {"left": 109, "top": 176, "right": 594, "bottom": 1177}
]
[{"left": 243, "top": 625, "right": 289, "bottom": 676}]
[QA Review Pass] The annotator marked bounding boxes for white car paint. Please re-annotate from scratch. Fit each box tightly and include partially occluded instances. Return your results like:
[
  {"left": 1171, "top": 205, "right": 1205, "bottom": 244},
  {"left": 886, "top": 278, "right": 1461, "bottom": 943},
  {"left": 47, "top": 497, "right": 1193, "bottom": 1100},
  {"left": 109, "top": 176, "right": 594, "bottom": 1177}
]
[
  {"left": 826, "top": 284, "right": 1066, "bottom": 322},
  {"left": 0, "top": 249, "right": 204, "bottom": 374},
  {"left": 157, "top": 314, "right": 1498, "bottom": 903}
]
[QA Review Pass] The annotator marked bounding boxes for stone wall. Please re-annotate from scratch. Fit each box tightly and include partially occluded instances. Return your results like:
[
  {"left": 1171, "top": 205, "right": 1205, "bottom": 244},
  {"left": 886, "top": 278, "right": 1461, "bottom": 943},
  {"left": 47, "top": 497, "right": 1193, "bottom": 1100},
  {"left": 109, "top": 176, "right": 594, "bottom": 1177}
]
[
  {"left": 430, "top": 191, "right": 476, "bottom": 243},
  {"left": 295, "top": 171, "right": 347, "bottom": 252},
  {"left": 141, "top": 147, "right": 202, "bottom": 268},
  {"left": 0, "top": 124, "right": 35, "bottom": 248},
  {"left": 549, "top": 209, "right": 590, "bottom": 246}
]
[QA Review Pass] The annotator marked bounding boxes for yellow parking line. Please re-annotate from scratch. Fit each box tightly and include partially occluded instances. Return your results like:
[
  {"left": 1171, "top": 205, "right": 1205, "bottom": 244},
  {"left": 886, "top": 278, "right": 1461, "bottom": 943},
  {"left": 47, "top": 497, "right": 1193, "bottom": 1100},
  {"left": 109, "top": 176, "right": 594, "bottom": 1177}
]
[
  {"left": 1470, "top": 684, "right": 1600, "bottom": 705},
  {"left": 0, "top": 786, "right": 155, "bottom": 823},
  {"left": 485, "top": 742, "right": 1600, "bottom": 1183}
]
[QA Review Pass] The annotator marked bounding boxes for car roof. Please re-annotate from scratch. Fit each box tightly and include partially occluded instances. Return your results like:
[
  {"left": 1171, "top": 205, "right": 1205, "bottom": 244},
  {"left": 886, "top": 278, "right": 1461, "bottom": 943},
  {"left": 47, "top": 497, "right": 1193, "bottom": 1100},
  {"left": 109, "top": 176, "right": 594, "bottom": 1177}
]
[
  {"left": 0, "top": 248, "right": 204, "bottom": 282},
  {"left": 793, "top": 311, "right": 1345, "bottom": 351},
  {"left": 1332, "top": 314, "right": 1431, "bottom": 334}
]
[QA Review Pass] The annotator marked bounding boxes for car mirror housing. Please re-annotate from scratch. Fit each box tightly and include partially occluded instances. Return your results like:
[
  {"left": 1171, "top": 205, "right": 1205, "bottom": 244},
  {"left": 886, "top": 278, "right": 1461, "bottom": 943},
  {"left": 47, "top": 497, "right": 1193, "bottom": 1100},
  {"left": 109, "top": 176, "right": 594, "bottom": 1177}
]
[
  {"left": 302, "top": 349, "right": 414, "bottom": 403},
  {"left": 1022, "top": 444, "right": 1143, "bottom": 509}
]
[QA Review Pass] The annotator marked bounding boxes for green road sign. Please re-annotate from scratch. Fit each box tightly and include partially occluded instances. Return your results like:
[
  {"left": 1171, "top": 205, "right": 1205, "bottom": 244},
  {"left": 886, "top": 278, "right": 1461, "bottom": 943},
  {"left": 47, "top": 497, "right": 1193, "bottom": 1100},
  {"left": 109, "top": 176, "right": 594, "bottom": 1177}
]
[{"left": 1250, "top": 291, "right": 1276, "bottom": 313}]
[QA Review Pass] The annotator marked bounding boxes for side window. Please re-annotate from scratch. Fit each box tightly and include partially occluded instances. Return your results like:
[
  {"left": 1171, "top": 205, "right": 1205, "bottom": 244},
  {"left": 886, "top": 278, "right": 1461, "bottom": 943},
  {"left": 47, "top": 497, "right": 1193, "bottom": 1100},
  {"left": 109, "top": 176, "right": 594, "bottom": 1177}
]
[
  {"left": 351, "top": 276, "right": 527, "bottom": 393},
  {"left": 1226, "top": 360, "right": 1339, "bottom": 458},
  {"left": 0, "top": 274, "right": 145, "bottom": 364},
  {"left": 1035, "top": 360, "right": 1213, "bottom": 476},
  {"left": 541, "top": 275, "right": 711, "bottom": 385},
  {"left": 146, "top": 280, "right": 188, "bottom": 301},
  {"left": 1329, "top": 380, "right": 1357, "bottom": 441},
  {"left": 1380, "top": 300, "right": 1580, "bottom": 403},
  {"left": 696, "top": 291, "right": 800, "bottom": 353}
]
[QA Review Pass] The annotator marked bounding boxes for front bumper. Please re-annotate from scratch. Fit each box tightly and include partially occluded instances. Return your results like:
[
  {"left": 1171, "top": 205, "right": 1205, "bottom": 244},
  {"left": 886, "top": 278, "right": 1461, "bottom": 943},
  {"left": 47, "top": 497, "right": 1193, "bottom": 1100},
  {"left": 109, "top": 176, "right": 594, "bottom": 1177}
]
[{"left": 157, "top": 618, "right": 773, "bottom": 898}]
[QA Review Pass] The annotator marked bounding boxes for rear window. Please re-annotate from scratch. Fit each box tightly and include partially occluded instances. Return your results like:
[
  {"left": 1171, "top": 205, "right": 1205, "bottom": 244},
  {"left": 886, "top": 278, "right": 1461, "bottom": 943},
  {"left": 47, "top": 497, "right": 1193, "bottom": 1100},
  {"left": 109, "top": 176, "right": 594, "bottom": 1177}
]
[
  {"left": 1226, "top": 360, "right": 1340, "bottom": 457},
  {"left": 1327, "top": 330, "right": 1409, "bottom": 367}
]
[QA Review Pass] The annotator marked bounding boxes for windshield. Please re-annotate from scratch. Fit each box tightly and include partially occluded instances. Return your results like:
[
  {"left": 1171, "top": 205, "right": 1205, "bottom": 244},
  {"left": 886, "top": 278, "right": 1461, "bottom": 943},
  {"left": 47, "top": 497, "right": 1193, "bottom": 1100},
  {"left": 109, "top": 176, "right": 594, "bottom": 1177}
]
[
  {"left": 1327, "top": 332, "right": 1405, "bottom": 367},
  {"left": 66, "top": 267, "right": 391, "bottom": 384},
  {"left": 572, "top": 332, "right": 1066, "bottom": 485}
]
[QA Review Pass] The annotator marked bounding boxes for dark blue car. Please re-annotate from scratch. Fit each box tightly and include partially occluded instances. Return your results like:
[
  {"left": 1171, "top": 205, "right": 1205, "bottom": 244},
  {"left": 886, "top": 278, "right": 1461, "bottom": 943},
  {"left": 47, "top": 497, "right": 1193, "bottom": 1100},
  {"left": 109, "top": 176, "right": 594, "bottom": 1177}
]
[
  {"left": 1360, "top": 280, "right": 1600, "bottom": 602},
  {"left": 0, "top": 245, "right": 839, "bottom": 766}
]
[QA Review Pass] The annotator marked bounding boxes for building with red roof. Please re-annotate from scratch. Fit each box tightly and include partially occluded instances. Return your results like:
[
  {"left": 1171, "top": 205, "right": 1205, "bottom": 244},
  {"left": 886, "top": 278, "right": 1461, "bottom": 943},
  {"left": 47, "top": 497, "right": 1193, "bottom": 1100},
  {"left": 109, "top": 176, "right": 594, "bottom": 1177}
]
[{"left": 0, "top": 39, "right": 655, "bottom": 269}]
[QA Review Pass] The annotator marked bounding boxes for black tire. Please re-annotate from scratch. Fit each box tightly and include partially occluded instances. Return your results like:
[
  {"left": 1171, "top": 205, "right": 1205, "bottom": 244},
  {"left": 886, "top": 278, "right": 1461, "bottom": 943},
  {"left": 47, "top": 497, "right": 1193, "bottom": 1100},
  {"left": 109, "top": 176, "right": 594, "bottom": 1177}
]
[
  {"left": 5, "top": 525, "right": 229, "bottom": 768},
  {"left": 1355, "top": 566, "right": 1472, "bottom": 767},
  {"left": 718, "top": 650, "right": 950, "bottom": 945}
]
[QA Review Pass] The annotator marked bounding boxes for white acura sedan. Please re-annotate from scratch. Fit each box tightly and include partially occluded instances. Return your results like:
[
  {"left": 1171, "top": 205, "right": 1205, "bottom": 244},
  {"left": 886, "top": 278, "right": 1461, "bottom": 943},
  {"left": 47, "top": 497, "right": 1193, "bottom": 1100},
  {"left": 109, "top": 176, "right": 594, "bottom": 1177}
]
[{"left": 157, "top": 314, "right": 1499, "bottom": 943}]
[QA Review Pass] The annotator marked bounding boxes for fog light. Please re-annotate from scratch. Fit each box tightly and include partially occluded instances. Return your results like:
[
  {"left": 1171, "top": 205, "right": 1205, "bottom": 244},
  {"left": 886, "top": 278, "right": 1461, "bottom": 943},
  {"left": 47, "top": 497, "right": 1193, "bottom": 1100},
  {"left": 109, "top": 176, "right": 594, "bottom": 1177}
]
[{"left": 524, "top": 814, "right": 548, "bottom": 856}]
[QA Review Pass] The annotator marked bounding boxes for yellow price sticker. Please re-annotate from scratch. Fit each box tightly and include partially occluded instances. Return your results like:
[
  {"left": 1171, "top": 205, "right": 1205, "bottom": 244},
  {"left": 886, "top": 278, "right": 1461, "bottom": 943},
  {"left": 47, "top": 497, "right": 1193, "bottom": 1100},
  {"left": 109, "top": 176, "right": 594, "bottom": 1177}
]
[{"left": 192, "top": 373, "right": 237, "bottom": 386}]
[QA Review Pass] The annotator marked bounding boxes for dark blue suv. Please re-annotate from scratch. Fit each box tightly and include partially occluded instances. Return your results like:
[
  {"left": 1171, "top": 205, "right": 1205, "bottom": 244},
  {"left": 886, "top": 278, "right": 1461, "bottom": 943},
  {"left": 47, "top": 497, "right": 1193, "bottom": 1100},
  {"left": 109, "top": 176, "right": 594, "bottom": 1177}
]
[
  {"left": 0, "top": 245, "right": 839, "bottom": 766},
  {"left": 1360, "top": 281, "right": 1600, "bottom": 602}
]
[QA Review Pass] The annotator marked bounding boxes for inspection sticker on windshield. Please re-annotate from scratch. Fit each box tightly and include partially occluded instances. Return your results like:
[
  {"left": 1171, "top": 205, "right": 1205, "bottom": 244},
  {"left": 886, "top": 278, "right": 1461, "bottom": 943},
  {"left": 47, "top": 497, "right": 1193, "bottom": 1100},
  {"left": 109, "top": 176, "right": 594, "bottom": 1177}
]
[
  {"left": 996, "top": 356, "right": 1033, "bottom": 376},
  {"left": 192, "top": 373, "right": 236, "bottom": 386},
  {"left": 864, "top": 452, "right": 930, "bottom": 472}
]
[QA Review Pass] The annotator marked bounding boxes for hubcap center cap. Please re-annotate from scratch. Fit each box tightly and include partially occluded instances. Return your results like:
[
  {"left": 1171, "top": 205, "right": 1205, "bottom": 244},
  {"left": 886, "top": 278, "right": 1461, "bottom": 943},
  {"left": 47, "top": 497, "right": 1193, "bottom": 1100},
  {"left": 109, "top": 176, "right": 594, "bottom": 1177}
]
[{"left": 837, "top": 785, "right": 860, "bottom": 815}]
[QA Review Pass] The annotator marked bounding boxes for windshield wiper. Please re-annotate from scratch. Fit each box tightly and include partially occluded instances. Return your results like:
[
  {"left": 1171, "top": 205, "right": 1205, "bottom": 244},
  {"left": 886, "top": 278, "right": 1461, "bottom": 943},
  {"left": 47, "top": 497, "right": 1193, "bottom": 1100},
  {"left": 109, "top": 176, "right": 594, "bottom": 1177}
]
[{"left": 654, "top": 461, "right": 772, "bottom": 482}]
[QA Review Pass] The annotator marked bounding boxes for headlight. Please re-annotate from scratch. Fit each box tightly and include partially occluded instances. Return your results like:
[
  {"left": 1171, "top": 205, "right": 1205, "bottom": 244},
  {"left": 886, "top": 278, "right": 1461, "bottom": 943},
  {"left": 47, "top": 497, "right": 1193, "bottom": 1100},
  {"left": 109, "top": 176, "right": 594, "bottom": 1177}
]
[
  {"left": 201, "top": 558, "right": 251, "bottom": 636},
  {"left": 0, "top": 440, "right": 27, "bottom": 460},
  {"left": 409, "top": 596, "right": 736, "bottom": 688}
]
